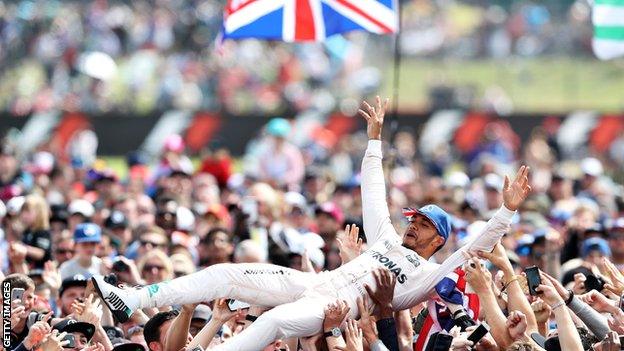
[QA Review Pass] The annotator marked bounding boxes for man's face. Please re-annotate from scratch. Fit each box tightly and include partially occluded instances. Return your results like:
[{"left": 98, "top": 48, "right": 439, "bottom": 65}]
[
  {"left": 315, "top": 213, "right": 338, "bottom": 238},
  {"left": 205, "top": 232, "right": 233, "bottom": 261},
  {"left": 55, "top": 240, "right": 75, "bottom": 264},
  {"left": 148, "top": 320, "right": 173, "bottom": 351},
  {"left": 68, "top": 332, "right": 88, "bottom": 351},
  {"left": 21, "top": 286, "right": 36, "bottom": 313},
  {"left": 609, "top": 230, "right": 624, "bottom": 256},
  {"left": 585, "top": 251, "right": 605, "bottom": 266},
  {"left": 141, "top": 259, "right": 170, "bottom": 284},
  {"left": 402, "top": 214, "right": 440, "bottom": 254},
  {"left": 76, "top": 242, "right": 98, "bottom": 258},
  {"left": 60, "top": 286, "right": 85, "bottom": 316},
  {"left": 138, "top": 233, "right": 168, "bottom": 256}
]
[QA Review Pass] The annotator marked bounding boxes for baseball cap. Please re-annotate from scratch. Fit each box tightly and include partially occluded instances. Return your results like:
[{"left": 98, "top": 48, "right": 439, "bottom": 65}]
[
  {"left": 103, "top": 326, "right": 124, "bottom": 341},
  {"left": 59, "top": 275, "right": 88, "bottom": 296},
  {"left": 581, "top": 157, "right": 603, "bottom": 177},
  {"left": 581, "top": 237, "right": 611, "bottom": 258},
  {"left": 176, "top": 206, "right": 195, "bottom": 232},
  {"left": 315, "top": 202, "right": 344, "bottom": 224},
  {"left": 74, "top": 223, "right": 102, "bottom": 244},
  {"left": 445, "top": 171, "right": 470, "bottom": 189},
  {"left": 266, "top": 118, "right": 291, "bottom": 137},
  {"left": 484, "top": 173, "right": 503, "bottom": 192},
  {"left": 6, "top": 196, "right": 25, "bottom": 216},
  {"left": 105, "top": 211, "right": 129, "bottom": 229},
  {"left": 25, "top": 152, "right": 55, "bottom": 175},
  {"left": 69, "top": 199, "right": 95, "bottom": 218},
  {"left": 50, "top": 205, "right": 69, "bottom": 224},
  {"left": 53, "top": 319, "right": 96, "bottom": 341},
  {"left": 402, "top": 204, "right": 452, "bottom": 242},
  {"left": 164, "top": 134, "right": 185, "bottom": 153},
  {"left": 111, "top": 338, "right": 145, "bottom": 351},
  {"left": 192, "top": 304, "right": 212, "bottom": 322}
]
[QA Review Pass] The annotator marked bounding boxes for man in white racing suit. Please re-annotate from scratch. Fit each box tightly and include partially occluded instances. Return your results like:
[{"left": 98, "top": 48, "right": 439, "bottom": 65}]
[{"left": 91, "top": 96, "right": 531, "bottom": 351}]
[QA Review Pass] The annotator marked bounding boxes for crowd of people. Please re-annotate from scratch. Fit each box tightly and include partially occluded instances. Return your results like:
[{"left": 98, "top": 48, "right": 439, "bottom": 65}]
[
  {"left": 0, "top": 0, "right": 598, "bottom": 116},
  {"left": 2, "top": 93, "right": 624, "bottom": 350}
]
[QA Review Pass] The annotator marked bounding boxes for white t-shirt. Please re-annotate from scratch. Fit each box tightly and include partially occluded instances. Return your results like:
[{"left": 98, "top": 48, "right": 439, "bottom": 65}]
[{"left": 59, "top": 256, "right": 102, "bottom": 280}]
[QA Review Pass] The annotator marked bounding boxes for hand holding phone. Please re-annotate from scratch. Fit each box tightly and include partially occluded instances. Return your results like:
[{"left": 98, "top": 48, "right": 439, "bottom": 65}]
[
  {"left": 467, "top": 322, "right": 490, "bottom": 344},
  {"left": 584, "top": 274, "right": 605, "bottom": 293},
  {"left": 525, "top": 266, "right": 541, "bottom": 296},
  {"left": 227, "top": 299, "right": 251, "bottom": 312}
]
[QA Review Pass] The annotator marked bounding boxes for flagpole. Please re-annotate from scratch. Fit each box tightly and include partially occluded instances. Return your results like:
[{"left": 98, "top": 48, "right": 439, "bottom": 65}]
[
  {"left": 389, "top": 0, "right": 402, "bottom": 144},
  {"left": 386, "top": 0, "right": 402, "bottom": 169}
]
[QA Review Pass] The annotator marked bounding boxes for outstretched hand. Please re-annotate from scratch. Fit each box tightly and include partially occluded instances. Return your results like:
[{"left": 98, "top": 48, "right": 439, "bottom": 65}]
[
  {"left": 358, "top": 96, "right": 389, "bottom": 140},
  {"left": 502, "top": 165, "right": 531, "bottom": 211}
]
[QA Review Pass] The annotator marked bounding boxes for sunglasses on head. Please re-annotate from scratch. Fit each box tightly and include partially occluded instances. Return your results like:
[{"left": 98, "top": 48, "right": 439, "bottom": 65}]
[{"left": 140, "top": 240, "right": 165, "bottom": 248}]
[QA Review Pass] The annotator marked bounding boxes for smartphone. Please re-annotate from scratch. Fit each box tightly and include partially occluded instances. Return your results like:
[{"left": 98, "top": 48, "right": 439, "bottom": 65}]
[
  {"left": 424, "top": 333, "right": 452, "bottom": 351},
  {"left": 467, "top": 322, "right": 490, "bottom": 344},
  {"left": 432, "top": 333, "right": 453, "bottom": 351},
  {"left": 585, "top": 274, "right": 605, "bottom": 292},
  {"left": 525, "top": 266, "right": 541, "bottom": 296},
  {"left": 62, "top": 334, "right": 75, "bottom": 349},
  {"left": 227, "top": 299, "right": 250, "bottom": 312},
  {"left": 11, "top": 288, "right": 25, "bottom": 302}
]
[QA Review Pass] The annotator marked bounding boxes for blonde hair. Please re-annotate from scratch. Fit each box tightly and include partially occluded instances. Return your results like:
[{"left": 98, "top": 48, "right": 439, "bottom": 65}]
[
  {"left": 23, "top": 194, "right": 50, "bottom": 231},
  {"left": 137, "top": 250, "right": 174, "bottom": 280}
]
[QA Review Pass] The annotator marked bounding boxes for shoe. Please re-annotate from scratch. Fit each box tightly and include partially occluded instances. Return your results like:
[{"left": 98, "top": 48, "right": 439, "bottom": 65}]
[{"left": 90, "top": 275, "right": 139, "bottom": 323}]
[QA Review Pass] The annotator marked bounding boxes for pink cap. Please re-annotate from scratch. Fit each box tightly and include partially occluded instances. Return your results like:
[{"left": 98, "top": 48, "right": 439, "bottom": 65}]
[{"left": 164, "top": 134, "right": 185, "bottom": 153}]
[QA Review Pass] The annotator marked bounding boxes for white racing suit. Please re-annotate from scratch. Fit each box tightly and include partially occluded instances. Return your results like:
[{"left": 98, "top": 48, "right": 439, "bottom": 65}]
[{"left": 142, "top": 140, "right": 515, "bottom": 351}]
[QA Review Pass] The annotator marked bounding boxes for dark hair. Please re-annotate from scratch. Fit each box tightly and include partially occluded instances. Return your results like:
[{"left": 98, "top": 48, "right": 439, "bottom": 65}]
[
  {"left": 202, "top": 227, "right": 231, "bottom": 244},
  {"left": 143, "top": 311, "right": 178, "bottom": 347},
  {"left": 3, "top": 273, "right": 35, "bottom": 291}
]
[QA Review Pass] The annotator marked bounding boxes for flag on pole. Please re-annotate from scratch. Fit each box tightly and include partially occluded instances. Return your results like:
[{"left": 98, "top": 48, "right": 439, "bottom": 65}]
[
  {"left": 222, "top": 0, "right": 398, "bottom": 42},
  {"left": 592, "top": 0, "right": 624, "bottom": 60}
]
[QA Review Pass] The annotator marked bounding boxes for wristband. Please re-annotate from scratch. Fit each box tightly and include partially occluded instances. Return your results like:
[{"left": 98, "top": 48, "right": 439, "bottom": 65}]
[
  {"left": 501, "top": 275, "right": 520, "bottom": 293},
  {"left": 551, "top": 300, "right": 565, "bottom": 311},
  {"left": 565, "top": 289, "right": 574, "bottom": 305},
  {"left": 245, "top": 315, "right": 258, "bottom": 322}
]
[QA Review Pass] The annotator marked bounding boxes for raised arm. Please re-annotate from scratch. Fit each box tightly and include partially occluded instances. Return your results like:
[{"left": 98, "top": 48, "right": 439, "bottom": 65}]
[
  {"left": 420, "top": 166, "right": 530, "bottom": 292},
  {"left": 359, "top": 96, "right": 400, "bottom": 245}
]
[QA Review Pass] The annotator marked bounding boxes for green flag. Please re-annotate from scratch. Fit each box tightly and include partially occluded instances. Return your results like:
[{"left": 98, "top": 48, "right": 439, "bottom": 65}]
[{"left": 593, "top": 0, "right": 624, "bottom": 59}]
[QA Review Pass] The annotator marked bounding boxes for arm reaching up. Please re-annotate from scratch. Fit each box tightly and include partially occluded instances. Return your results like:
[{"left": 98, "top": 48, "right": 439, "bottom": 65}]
[{"left": 359, "top": 96, "right": 400, "bottom": 245}]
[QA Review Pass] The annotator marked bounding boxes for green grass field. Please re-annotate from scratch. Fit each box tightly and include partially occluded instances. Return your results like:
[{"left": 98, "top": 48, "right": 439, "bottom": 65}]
[{"left": 383, "top": 57, "right": 624, "bottom": 113}]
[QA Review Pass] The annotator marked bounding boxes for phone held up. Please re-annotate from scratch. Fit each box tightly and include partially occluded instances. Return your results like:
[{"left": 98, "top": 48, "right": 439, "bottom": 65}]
[{"left": 525, "top": 266, "right": 541, "bottom": 296}]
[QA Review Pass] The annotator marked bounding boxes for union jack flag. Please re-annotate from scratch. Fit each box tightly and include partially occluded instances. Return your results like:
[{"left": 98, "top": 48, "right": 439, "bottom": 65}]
[{"left": 222, "top": 0, "right": 399, "bottom": 42}]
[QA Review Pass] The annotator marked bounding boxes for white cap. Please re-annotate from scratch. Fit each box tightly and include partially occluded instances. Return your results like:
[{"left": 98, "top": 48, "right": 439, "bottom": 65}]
[
  {"left": 581, "top": 157, "right": 603, "bottom": 177},
  {"left": 176, "top": 206, "right": 195, "bottom": 232},
  {"left": 6, "top": 196, "right": 25, "bottom": 216},
  {"left": 284, "top": 191, "right": 307, "bottom": 209},
  {"left": 484, "top": 173, "right": 504, "bottom": 192},
  {"left": 68, "top": 199, "right": 95, "bottom": 218},
  {"left": 27, "top": 152, "right": 55, "bottom": 174},
  {"left": 446, "top": 171, "right": 470, "bottom": 188},
  {"left": 459, "top": 220, "right": 488, "bottom": 246}
]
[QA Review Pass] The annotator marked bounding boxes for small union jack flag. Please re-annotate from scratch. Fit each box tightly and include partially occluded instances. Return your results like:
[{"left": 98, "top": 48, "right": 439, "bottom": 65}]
[{"left": 222, "top": 0, "right": 398, "bottom": 42}]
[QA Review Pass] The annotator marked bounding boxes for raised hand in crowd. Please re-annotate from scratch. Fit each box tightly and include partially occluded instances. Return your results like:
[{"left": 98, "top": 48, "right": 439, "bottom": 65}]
[
  {"left": 23, "top": 311, "right": 53, "bottom": 349},
  {"left": 356, "top": 297, "right": 379, "bottom": 346},
  {"left": 449, "top": 326, "right": 473, "bottom": 351},
  {"left": 323, "top": 300, "right": 350, "bottom": 350},
  {"left": 536, "top": 272, "right": 584, "bottom": 351},
  {"left": 506, "top": 311, "right": 528, "bottom": 341},
  {"left": 301, "top": 250, "right": 316, "bottom": 273},
  {"left": 359, "top": 96, "right": 389, "bottom": 140},
  {"left": 580, "top": 290, "right": 616, "bottom": 314},
  {"left": 336, "top": 224, "right": 362, "bottom": 265},
  {"left": 42, "top": 261, "right": 62, "bottom": 294},
  {"left": 573, "top": 273, "right": 588, "bottom": 295},
  {"left": 501, "top": 165, "right": 531, "bottom": 212},
  {"left": 364, "top": 268, "right": 396, "bottom": 319},
  {"left": 334, "top": 319, "right": 363, "bottom": 351},
  {"left": 598, "top": 257, "right": 624, "bottom": 295},
  {"left": 40, "top": 330, "right": 70, "bottom": 351},
  {"left": 594, "top": 331, "right": 622, "bottom": 351},
  {"left": 11, "top": 299, "right": 28, "bottom": 329},
  {"left": 74, "top": 294, "right": 113, "bottom": 351}
]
